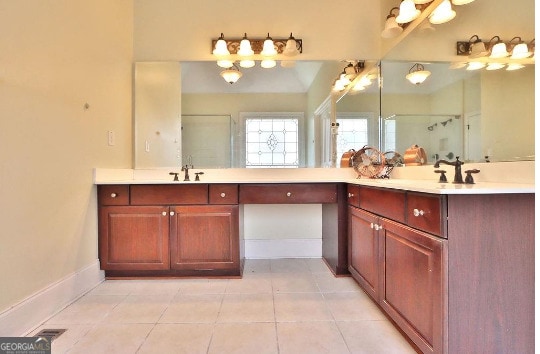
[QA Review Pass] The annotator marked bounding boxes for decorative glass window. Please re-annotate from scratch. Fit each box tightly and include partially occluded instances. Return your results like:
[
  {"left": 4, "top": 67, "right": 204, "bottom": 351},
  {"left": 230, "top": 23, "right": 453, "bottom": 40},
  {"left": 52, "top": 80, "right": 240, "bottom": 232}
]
[
  {"left": 335, "top": 112, "right": 376, "bottom": 157},
  {"left": 243, "top": 113, "right": 303, "bottom": 168}
]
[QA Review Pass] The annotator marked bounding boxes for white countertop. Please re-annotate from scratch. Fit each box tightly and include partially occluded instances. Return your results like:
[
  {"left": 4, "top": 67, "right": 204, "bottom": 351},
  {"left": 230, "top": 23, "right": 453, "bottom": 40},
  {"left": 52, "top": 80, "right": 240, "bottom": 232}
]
[{"left": 94, "top": 166, "right": 535, "bottom": 195}]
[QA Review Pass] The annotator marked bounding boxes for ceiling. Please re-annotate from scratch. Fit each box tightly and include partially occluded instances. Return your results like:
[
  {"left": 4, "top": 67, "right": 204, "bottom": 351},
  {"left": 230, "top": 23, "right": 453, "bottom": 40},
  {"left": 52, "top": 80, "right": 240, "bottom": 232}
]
[{"left": 181, "top": 61, "right": 326, "bottom": 94}]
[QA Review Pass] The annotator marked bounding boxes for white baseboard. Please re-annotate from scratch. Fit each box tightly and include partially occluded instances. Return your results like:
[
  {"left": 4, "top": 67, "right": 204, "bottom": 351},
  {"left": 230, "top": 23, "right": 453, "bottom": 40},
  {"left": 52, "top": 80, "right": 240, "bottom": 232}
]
[
  {"left": 245, "top": 238, "right": 322, "bottom": 259},
  {"left": 0, "top": 260, "right": 104, "bottom": 336}
]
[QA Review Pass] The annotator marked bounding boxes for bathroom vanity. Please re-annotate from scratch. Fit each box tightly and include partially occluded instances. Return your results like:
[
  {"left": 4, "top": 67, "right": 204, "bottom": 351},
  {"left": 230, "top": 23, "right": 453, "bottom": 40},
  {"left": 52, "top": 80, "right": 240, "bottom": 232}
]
[{"left": 94, "top": 167, "right": 534, "bottom": 353}]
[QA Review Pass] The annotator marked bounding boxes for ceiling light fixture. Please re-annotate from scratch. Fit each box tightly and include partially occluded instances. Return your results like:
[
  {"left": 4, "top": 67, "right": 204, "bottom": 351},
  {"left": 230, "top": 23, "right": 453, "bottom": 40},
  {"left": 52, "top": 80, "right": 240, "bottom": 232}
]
[
  {"left": 396, "top": 0, "right": 420, "bottom": 24},
  {"left": 429, "top": 0, "right": 456, "bottom": 24},
  {"left": 406, "top": 63, "right": 431, "bottom": 85},
  {"left": 381, "top": 7, "right": 403, "bottom": 39},
  {"left": 220, "top": 64, "right": 242, "bottom": 84}
]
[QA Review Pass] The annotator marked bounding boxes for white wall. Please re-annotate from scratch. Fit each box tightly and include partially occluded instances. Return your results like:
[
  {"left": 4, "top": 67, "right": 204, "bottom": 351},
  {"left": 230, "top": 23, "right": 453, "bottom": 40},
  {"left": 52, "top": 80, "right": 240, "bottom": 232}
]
[{"left": 0, "top": 0, "right": 133, "bottom": 323}]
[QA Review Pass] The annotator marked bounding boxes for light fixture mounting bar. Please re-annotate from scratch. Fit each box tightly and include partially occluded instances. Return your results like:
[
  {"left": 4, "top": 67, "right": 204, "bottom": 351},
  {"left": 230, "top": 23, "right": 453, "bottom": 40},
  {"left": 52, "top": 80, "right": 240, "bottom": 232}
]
[
  {"left": 456, "top": 39, "right": 534, "bottom": 56},
  {"left": 211, "top": 37, "right": 302, "bottom": 55}
]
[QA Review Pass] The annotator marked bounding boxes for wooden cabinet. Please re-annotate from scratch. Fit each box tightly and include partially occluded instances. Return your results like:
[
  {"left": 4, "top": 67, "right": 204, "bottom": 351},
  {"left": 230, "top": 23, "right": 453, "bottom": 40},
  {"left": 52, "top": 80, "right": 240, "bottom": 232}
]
[
  {"left": 347, "top": 184, "right": 534, "bottom": 353},
  {"left": 380, "top": 219, "right": 446, "bottom": 354},
  {"left": 99, "top": 206, "right": 170, "bottom": 271},
  {"left": 170, "top": 205, "right": 239, "bottom": 271},
  {"left": 348, "top": 206, "right": 380, "bottom": 300},
  {"left": 98, "top": 184, "right": 242, "bottom": 277}
]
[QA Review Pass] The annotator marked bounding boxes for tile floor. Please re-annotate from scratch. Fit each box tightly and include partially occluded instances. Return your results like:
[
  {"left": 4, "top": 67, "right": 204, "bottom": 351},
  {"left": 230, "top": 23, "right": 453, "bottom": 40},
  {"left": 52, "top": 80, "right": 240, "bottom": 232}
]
[{"left": 32, "top": 258, "right": 416, "bottom": 353}]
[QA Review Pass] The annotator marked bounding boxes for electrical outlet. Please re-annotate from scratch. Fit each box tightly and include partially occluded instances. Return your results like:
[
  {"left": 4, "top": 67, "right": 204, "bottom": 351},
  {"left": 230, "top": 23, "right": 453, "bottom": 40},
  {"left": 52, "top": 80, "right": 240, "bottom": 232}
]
[
  {"left": 107, "top": 130, "right": 115, "bottom": 146},
  {"left": 145, "top": 140, "right": 150, "bottom": 152}
]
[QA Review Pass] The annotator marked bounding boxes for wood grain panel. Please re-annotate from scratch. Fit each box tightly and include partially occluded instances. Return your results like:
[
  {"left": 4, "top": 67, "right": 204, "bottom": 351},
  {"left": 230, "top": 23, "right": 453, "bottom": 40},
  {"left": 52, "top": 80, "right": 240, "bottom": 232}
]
[
  {"left": 406, "top": 192, "right": 447, "bottom": 237},
  {"left": 99, "top": 206, "right": 170, "bottom": 270},
  {"left": 98, "top": 185, "right": 129, "bottom": 206},
  {"left": 346, "top": 184, "right": 360, "bottom": 207},
  {"left": 130, "top": 184, "right": 208, "bottom": 205},
  {"left": 209, "top": 184, "right": 239, "bottom": 204},
  {"left": 239, "top": 183, "right": 337, "bottom": 204},
  {"left": 358, "top": 186, "right": 406, "bottom": 223}
]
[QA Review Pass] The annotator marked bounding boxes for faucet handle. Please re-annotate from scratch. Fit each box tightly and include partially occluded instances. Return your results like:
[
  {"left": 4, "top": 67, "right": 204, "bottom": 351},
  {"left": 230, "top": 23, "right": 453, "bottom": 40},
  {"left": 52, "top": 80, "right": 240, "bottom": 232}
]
[
  {"left": 434, "top": 169, "right": 448, "bottom": 183},
  {"left": 194, "top": 172, "right": 204, "bottom": 181},
  {"left": 464, "top": 169, "right": 480, "bottom": 184},
  {"left": 169, "top": 172, "right": 179, "bottom": 182}
]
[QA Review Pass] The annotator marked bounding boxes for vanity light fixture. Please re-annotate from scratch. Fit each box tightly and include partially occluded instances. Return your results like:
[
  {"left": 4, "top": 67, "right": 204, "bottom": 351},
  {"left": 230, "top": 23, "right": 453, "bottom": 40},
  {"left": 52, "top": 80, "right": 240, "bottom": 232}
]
[
  {"left": 509, "top": 37, "right": 533, "bottom": 59},
  {"left": 239, "top": 59, "right": 255, "bottom": 68},
  {"left": 429, "top": 0, "right": 456, "bottom": 24},
  {"left": 237, "top": 33, "right": 254, "bottom": 56},
  {"left": 413, "top": 0, "right": 433, "bottom": 4},
  {"left": 451, "top": 0, "right": 475, "bottom": 4},
  {"left": 283, "top": 33, "right": 301, "bottom": 56},
  {"left": 213, "top": 33, "right": 230, "bottom": 56},
  {"left": 396, "top": 0, "right": 420, "bottom": 24},
  {"left": 220, "top": 64, "right": 242, "bottom": 84},
  {"left": 261, "top": 33, "right": 277, "bottom": 56},
  {"left": 260, "top": 59, "right": 277, "bottom": 68},
  {"left": 488, "top": 36, "right": 509, "bottom": 59},
  {"left": 467, "top": 35, "right": 489, "bottom": 58},
  {"left": 506, "top": 63, "right": 525, "bottom": 71},
  {"left": 406, "top": 63, "right": 431, "bottom": 85},
  {"left": 381, "top": 7, "right": 403, "bottom": 39}
]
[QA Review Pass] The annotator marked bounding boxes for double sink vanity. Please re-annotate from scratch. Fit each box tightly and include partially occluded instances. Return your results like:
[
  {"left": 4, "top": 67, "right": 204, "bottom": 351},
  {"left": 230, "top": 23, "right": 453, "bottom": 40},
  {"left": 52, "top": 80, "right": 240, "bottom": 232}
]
[{"left": 94, "top": 166, "right": 534, "bottom": 353}]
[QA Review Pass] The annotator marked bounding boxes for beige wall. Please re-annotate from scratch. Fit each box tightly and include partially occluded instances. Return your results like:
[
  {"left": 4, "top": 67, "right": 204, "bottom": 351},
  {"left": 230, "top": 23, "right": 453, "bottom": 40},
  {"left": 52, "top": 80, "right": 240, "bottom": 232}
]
[{"left": 0, "top": 1, "right": 133, "bottom": 313}]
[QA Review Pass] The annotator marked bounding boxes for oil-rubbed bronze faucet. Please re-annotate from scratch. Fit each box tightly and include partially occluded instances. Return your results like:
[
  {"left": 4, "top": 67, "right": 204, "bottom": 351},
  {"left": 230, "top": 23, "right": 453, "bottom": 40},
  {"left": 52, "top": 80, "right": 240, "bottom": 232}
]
[
  {"left": 181, "top": 164, "right": 192, "bottom": 181},
  {"left": 434, "top": 156, "right": 464, "bottom": 183}
]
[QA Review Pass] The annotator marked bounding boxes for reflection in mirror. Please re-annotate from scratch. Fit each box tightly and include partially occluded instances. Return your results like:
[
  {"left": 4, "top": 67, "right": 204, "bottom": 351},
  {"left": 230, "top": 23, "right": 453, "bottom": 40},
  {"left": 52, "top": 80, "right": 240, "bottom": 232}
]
[
  {"left": 181, "top": 115, "right": 232, "bottom": 168},
  {"left": 379, "top": 61, "right": 534, "bottom": 163}
]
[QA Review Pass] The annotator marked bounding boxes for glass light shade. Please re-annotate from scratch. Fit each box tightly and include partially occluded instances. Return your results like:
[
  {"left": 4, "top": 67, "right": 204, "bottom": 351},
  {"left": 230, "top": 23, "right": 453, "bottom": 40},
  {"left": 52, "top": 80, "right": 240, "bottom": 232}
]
[
  {"left": 490, "top": 42, "right": 509, "bottom": 58},
  {"left": 413, "top": 0, "right": 432, "bottom": 3},
  {"left": 506, "top": 63, "right": 525, "bottom": 71},
  {"left": 381, "top": 16, "right": 403, "bottom": 38},
  {"left": 429, "top": 0, "right": 456, "bottom": 24},
  {"left": 449, "top": 62, "right": 467, "bottom": 69},
  {"left": 217, "top": 60, "right": 234, "bottom": 68},
  {"left": 283, "top": 34, "right": 300, "bottom": 56},
  {"left": 396, "top": 0, "right": 420, "bottom": 24},
  {"left": 212, "top": 34, "right": 230, "bottom": 56},
  {"left": 466, "top": 62, "right": 486, "bottom": 70},
  {"left": 469, "top": 41, "right": 489, "bottom": 58},
  {"left": 352, "top": 82, "right": 367, "bottom": 91},
  {"left": 239, "top": 59, "right": 255, "bottom": 68},
  {"left": 451, "top": 0, "right": 475, "bottom": 4},
  {"left": 510, "top": 42, "right": 532, "bottom": 59},
  {"left": 338, "top": 73, "right": 351, "bottom": 86},
  {"left": 332, "top": 79, "right": 345, "bottom": 92},
  {"left": 406, "top": 70, "right": 431, "bottom": 85},
  {"left": 261, "top": 59, "right": 276, "bottom": 68},
  {"left": 220, "top": 68, "right": 242, "bottom": 84},
  {"left": 237, "top": 34, "right": 254, "bottom": 56},
  {"left": 486, "top": 63, "right": 505, "bottom": 70},
  {"left": 357, "top": 76, "right": 373, "bottom": 87},
  {"left": 344, "top": 64, "right": 357, "bottom": 78},
  {"left": 261, "top": 35, "right": 277, "bottom": 56}
]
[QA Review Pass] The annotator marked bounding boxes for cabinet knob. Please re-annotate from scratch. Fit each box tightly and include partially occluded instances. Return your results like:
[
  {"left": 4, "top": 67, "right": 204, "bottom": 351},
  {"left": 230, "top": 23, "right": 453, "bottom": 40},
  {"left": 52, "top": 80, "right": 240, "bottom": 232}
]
[
  {"left": 413, "top": 208, "right": 425, "bottom": 217},
  {"left": 162, "top": 211, "right": 167, "bottom": 216},
  {"left": 286, "top": 192, "right": 292, "bottom": 197},
  {"left": 370, "top": 222, "right": 374, "bottom": 229},
  {"left": 220, "top": 192, "right": 226, "bottom": 198},
  {"left": 371, "top": 223, "right": 383, "bottom": 231},
  {"left": 110, "top": 193, "right": 117, "bottom": 198},
  {"left": 169, "top": 211, "right": 175, "bottom": 216},
  {"left": 348, "top": 193, "right": 354, "bottom": 198}
]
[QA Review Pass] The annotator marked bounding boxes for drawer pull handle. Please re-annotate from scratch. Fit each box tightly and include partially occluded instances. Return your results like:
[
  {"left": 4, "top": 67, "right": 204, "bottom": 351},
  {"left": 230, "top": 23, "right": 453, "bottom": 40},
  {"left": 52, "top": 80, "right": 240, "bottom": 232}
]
[
  {"left": 110, "top": 193, "right": 117, "bottom": 198},
  {"left": 169, "top": 211, "right": 175, "bottom": 216},
  {"left": 162, "top": 211, "right": 167, "bottom": 216},
  {"left": 220, "top": 192, "right": 226, "bottom": 198},
  {"left": 413, "top": 208, "right": 425, "bottom": 217},
  {"left": 370, "top": 222, "right": 374, "bottom": 229},
  {"left": 286, "top": 192, "right": 292, "bottom": 197},
  {"left": 371, "top": 223, "right": 383, "bottom": 231}
]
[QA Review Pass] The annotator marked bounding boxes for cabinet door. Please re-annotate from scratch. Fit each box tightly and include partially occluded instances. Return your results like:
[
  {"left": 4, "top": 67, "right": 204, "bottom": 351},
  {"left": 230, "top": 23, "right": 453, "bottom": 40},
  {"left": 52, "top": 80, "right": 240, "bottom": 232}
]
[
  {"left": 170, "top": 205, "right": 239, "bottom": 271},
  {"left": 99, "top": 206, "right": 170, "bottom": 270},
  {"left": 380, "top": 219, "right": 447, "bottom": 354},
  {"left": 348, "top": 206, "right": 380, "bottom": 301}
]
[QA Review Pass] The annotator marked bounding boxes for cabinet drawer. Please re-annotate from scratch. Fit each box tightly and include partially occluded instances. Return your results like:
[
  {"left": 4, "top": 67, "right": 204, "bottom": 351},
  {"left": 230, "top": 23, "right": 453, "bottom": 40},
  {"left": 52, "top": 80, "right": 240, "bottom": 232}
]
[
  {"left": 209, "top": 184, "right": 239, "bottom": 204},
  {"left": 406, "top": 193, "right": 447, "bottom": 238},
  {"left": 358, "top": 187, "right": 406, "bottom": 223},
  {"left": 130, "top": 184, "right": 208, "bottom": 205},
  {"left": 347, "top": 184, "right": 360, "bottom": 207},
  {"left": 98, "top": 185, "right": 129, "bottom": 205},
  {"left": 239, "top": 183, "right": 337, "bottom": 204}
]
